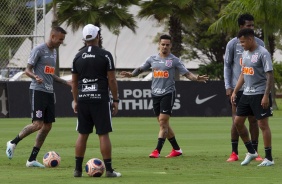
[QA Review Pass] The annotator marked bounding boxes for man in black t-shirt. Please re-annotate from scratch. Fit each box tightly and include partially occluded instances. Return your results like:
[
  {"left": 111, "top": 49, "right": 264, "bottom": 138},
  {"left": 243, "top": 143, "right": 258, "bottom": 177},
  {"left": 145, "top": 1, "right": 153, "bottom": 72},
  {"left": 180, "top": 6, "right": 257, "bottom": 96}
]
[{"left": 72, "top": 24, "right": 121, "bottom": 177}]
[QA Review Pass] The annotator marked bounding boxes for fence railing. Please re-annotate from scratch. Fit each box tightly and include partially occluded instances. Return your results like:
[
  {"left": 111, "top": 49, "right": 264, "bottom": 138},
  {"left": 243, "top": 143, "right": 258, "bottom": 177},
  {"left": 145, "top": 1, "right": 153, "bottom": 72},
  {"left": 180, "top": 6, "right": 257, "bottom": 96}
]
[{"left": 0, "top": 0, "right": 45, "bottom": 81}]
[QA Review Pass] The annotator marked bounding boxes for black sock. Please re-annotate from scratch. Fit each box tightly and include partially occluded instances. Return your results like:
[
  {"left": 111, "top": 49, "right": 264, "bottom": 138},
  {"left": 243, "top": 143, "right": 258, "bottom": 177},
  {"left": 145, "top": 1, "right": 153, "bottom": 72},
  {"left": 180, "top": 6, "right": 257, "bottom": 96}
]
[
  {"left": 104, "top": 159, "right": 113, "bottom": 172},
  {"left": 75, "top": 157, "right": 84, "bottom": 172},
  {"left": 28, "top": 147, "right": 40, "bottom": 162},
  {"left": 156, "top": 138, "right": 165, "bottom": 153},
  {"left": 265, "top": 147, "right": 273, "bottom": 161},
  {"left": 252, "top": 141, "right": 258, "bottom": 152},
  {"left": 244, "top": 141, "right": 256, "bottom": 154},
  {"left": 168, "top": 137, "right": 180, "bottom": 150},
  {"left": 231, "top": 139, "right": 239, "bottom": 155},
  {"left": 11, "top": 135, "right": 22, "bottom": 145}
]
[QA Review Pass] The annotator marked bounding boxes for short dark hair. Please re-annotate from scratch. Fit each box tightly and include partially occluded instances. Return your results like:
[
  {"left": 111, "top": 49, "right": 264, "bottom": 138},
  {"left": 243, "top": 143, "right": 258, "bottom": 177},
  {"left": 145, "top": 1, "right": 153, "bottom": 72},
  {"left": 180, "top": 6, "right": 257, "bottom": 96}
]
[
  {"left": 159, "top": 34, "right": 171, "bottom": 41},
  {"left": 237, "top": 13, "right": 254, "bottom": 27},
  {"left": 237, "top": 28, "right": 255, "bottom": 38},
  {"left": 52, "top": 26, "right": 67, "bottom": 34}
]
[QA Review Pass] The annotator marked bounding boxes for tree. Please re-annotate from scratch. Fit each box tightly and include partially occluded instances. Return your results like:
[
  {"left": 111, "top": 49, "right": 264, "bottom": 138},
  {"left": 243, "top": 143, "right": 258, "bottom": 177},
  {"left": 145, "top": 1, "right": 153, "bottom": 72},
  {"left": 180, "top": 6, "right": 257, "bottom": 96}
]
[
  {"left": 208, "top": 0, "right": 282, "bottom": 109},
  {"left": 181, "top": 0, "right": 230, "bottom": 64},
  {"left": 0, "top": 0, "right": 34, "bottom": 69},
  {"left": 51, "top": 0, "right": 139, "bottom": 75},
  {"left": 55, "top": 0, "right": 138, "bottom": 35},
  {"left": 138, "top": 0, "right": 213, "bottom": 80},
  {"left": 208, "top": 0, "right": 282, "bottom": 56}
]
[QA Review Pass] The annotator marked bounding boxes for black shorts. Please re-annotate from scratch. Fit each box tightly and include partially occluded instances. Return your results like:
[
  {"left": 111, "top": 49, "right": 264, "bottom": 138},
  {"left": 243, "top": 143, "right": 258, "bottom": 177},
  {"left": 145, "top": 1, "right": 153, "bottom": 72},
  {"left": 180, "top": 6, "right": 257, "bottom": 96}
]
[
  {"left": 30, "top": 90, "right": 55, "bottom": 123},
  {"left": 236, "top": 94, "right": 273, "bottom": 120},
  {"left": 76, "top": 101, "right": 112, "bottom": 135},
  {"left": 152, "top": 91, "right": 176, "bottom": 116}
]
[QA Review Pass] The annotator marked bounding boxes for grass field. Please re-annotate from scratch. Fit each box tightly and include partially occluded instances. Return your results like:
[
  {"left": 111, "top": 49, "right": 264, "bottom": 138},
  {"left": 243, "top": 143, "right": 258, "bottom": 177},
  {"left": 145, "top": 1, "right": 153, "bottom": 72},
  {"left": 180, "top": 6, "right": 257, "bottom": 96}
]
[{"left": 0, "top": 100, "right": 282, "bottom": 184}]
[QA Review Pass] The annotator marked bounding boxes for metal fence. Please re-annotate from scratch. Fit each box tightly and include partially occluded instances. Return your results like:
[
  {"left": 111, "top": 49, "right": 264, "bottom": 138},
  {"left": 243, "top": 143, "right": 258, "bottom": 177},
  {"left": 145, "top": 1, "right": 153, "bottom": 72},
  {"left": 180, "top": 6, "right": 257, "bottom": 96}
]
[{"left": 0, "top": 0, "right": 46, "bottom": 81}]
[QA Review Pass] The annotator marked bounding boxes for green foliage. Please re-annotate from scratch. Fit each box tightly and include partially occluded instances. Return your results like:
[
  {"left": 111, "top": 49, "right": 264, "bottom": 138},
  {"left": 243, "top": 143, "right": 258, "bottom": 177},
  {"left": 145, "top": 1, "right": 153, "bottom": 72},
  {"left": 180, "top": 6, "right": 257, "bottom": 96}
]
[
  {"left": 182, "top": 0, "right": 230, "bottom": 63},
  {"left": 197, "top": 62, "right": 224, "bottom": 80},
  {"left": 55, "top": 0, "right": 138, "bottom": 33},
  {"left": 138, "top": 0, "right": 216, "bottom": 58},
  {"left": 273, "top": 62, "right": 282, "bottom": 93},
  {"left": 0, "top": 0, "right": 34, "bottom": 66},
  {"left": 1, "top": 115, "right": 282, "bottom": 183},
  {"left": 209, "top": 0, "right": 282, "bottom": 54}
]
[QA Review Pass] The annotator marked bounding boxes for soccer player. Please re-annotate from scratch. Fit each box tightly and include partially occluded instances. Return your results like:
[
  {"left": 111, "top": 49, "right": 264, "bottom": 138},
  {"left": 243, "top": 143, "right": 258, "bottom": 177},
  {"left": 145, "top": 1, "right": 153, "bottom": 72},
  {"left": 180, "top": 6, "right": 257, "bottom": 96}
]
[
  {"left": 224, "top": 13, "right": 264, "bottom": 162},
  {"left": 231, "top": 28, "right": 274, "bottom": 166},
  {"left": 72, "top": 24, "right": 121, "bottom": 177},
  {"left": 120, "top": 34, "right": 208, "bottom": 158},
  {"left": 6, "top": 26, "right": 71, "bottom": 167}
]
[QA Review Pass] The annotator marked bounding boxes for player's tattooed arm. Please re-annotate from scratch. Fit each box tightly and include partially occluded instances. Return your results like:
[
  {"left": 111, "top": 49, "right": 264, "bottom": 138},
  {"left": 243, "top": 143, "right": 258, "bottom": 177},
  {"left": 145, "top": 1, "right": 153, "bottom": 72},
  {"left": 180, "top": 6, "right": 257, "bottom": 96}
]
[
  {"left": 261, "top": 71, "right": 274, "bottom": 109},
  {"left": 25, "top": 64, "right": 43, "bottom": 83},
  {"left": 131, "top": 67, "right": 143, "bottom": 77},
  {"left": 120, "top": 67, "right": 143, "bottom": 78},
  {"left": 184, "top": 72, "right": 209, "bottom": 83},
  {"left": 52, "top": 75, "right": 72, "bottom": 87},
  {"left": 265, "top": 71, "right": 274, "bottom": 96}
]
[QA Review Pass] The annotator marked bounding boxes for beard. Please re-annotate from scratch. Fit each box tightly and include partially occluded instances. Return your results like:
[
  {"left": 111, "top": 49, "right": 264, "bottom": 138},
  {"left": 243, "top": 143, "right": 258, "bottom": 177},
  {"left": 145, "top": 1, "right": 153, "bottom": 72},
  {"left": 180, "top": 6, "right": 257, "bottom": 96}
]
[{"left": 161, "top": 49, "right": 168, "bottom": 55}]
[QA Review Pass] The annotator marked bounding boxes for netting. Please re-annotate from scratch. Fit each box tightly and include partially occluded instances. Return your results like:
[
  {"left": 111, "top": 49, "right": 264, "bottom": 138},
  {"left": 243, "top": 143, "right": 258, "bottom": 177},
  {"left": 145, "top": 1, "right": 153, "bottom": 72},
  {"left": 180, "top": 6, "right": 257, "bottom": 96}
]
[{"left": 0, "top": 0, "right": 45, "bottom": 81}]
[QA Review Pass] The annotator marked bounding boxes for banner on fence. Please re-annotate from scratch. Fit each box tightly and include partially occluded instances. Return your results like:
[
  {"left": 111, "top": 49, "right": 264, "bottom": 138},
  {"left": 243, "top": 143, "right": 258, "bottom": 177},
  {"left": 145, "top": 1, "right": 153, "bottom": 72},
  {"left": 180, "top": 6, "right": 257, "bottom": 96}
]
[{"left": 5, "top": 81, "right": 231, "bottom": 118}]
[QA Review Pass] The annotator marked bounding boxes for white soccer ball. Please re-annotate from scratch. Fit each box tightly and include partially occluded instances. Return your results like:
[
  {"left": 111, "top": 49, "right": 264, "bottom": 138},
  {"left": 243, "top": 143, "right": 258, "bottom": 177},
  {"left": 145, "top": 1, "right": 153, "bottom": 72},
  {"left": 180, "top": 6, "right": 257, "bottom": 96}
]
[
  {"left": 43, "top": 151, "right": 61, "bottom": 168},
  {"left": 85, "top": 158, "right": 105, "bottom": 177}
]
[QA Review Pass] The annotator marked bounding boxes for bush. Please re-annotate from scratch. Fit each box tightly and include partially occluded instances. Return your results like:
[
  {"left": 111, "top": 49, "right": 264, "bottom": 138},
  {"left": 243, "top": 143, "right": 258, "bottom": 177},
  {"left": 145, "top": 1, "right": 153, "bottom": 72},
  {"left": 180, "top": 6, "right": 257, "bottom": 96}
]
[
  {"left": 197, "top": 62, "right": 224, "bottom": 80},
  {"left": 273, "top": 62, "right": 282, "bottom": 93}
]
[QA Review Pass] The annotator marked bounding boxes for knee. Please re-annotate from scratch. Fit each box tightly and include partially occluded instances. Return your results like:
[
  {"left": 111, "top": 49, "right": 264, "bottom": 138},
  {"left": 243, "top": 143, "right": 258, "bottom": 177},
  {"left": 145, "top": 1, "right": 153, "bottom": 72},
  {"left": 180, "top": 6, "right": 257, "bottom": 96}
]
[
  {"left": 42, "top": 123, "right": 52, "bottom": 132},
  {"left": 234, "top": 119, "right": 240, "bottom": 128},
  {"left": 258, "top": 124, "right": 268, "bottom": 131},
  {"left": 33, "top": 121, "right": 44, "bottom": 130},
  {"left": 159, "top": 118, "right": 168, "bottom": 128}
]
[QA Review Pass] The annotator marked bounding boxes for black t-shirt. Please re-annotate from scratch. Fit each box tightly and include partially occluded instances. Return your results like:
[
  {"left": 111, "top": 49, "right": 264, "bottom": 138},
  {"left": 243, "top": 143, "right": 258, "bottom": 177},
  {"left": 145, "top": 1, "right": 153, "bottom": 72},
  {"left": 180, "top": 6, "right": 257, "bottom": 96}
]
[{"left": 72, "top": 45, "right": 115, "bottom": 102}]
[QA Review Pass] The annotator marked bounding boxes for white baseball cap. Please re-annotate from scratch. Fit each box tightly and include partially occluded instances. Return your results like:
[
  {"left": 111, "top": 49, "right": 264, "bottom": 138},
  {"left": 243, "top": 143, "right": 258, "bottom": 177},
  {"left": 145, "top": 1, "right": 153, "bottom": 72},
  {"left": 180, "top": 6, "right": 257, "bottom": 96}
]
[{"left": 82, "top": 24, "right": 100, "bottom": 41}]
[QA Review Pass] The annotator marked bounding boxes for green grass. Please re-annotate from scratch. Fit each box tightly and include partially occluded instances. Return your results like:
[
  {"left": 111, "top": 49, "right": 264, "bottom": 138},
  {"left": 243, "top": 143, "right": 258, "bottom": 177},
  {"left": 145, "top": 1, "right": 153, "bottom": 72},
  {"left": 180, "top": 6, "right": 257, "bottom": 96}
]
[{"left": 0, "top": 100, "right": 282, "bottom": 184}]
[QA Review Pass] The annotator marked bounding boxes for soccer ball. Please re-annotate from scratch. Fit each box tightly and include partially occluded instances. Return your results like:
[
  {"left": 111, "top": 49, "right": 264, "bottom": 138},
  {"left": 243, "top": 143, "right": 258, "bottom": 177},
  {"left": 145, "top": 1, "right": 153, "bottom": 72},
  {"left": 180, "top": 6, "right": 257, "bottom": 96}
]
[
  {"left": 43, "top": 151, "right": 61, "bottom": 168},
  {"left": 85, "top": 158, "right": 105, "bottom": 177}
]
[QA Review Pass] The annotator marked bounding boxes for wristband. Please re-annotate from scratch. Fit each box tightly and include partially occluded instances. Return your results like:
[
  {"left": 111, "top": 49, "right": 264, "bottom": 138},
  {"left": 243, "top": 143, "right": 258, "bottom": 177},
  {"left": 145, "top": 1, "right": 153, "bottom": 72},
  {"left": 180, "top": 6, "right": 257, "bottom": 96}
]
[{"left": 113, "top": 99, "right": 120, "bottom": 103}]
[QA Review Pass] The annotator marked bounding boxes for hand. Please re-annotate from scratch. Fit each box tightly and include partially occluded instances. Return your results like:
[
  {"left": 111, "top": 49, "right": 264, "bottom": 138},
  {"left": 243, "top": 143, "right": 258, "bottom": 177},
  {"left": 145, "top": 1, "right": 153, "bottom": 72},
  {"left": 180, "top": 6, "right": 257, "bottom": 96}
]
[
  {"left": 72, "top": 101, "right": 78, "bottom": 113},
  {"left": 197, "top": 75, "right": 209, "bottom": 83},
  {"left": 120, "top": 71, "right": 132, "bottom": 78},
  {"left": 35, "top": 75, "right": 43, "bottom": 84},
  {"left": 226, "top": 88, "right": 233, "bottom": 97},
  {"left": 230, "top": 92, "right": 237, "bottom": 106},
  {"left": 111, "top": 102, "right": 119, "bottom": 116},
  {"left": 261, "top": 95, "right": 269, "bottom": 109}
]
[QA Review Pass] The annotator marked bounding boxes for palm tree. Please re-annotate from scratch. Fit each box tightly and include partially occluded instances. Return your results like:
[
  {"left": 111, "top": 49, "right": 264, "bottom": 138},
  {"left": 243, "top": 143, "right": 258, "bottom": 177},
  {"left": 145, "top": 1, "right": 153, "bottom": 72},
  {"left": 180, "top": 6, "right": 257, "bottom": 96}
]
[
  {"left": 138, "top": 0, "right": 214, "bottom": 80},
  {"left": 208, "top": 0, "right": 282, "bottom": 54},
  {"left": 55, "top": 0, "right": 138, "bottom": 36},
  {"left": 181, "top": 0, "right": 230, "bottom": 64},
  {"left": 208, "top": 0, "right": 282, "bottom": 109},
  {"left": 51, "top": 0, "right": 139, "bottom": 75}
]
